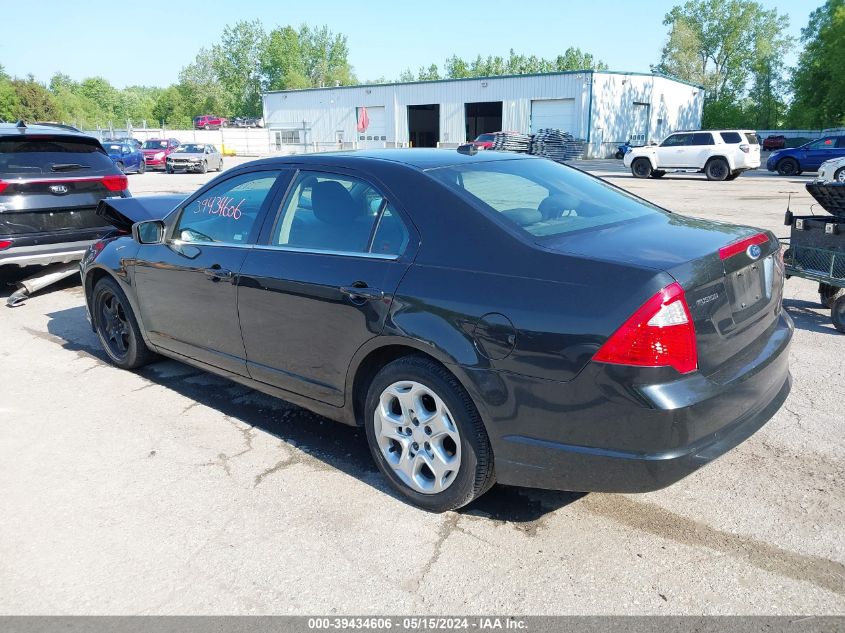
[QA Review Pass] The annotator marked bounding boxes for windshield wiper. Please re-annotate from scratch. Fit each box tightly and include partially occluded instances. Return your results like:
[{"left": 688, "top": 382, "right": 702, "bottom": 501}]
[{"left": 50, "top": 163, "right": 91, "bottom": 172}]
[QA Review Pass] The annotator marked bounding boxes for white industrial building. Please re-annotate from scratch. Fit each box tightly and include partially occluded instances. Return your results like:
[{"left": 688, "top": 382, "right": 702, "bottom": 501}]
[{"left": 261, "top": 70, "right": 704, "bottom": 158}]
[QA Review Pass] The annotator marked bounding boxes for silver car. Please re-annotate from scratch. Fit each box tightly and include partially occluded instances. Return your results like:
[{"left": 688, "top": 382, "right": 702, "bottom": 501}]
[
  {"left": 165, "top": 143, "right": 224, "bottom": 174},
  {"left": 818, "top": 156, "right": 845, "bottom": 183}
]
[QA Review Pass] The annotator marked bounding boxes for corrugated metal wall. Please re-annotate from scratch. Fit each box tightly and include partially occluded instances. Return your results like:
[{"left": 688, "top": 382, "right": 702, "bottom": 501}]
[{"left": 262, "top": 72, "right": 702, "bottom": 158}]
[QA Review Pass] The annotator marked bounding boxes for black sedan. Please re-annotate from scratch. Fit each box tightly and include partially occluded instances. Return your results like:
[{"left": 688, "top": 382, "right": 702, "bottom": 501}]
[{"left": 81, "top": 150, "right": 793, "bottom": 512}]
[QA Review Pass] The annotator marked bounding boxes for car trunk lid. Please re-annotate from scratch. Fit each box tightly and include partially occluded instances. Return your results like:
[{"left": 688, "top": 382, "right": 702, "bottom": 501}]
[{"left": 541, "top": 213, "right": 783, "bottom": 377}]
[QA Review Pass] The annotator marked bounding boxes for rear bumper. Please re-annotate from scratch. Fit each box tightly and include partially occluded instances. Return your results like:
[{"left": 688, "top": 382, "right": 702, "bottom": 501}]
[
  {"left": 469, "top": 311, "right": 793, "bottom": 493},
  {"left": 0, "top": 236, "right": 106, "bottom": 266}
]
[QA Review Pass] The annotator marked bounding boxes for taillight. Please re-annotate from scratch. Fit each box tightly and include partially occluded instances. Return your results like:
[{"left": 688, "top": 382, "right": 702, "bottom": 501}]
[
  {"left": 739, "top": 144, "right": 750, "bottom": 153},
  {"left": 719, "top": 232, "right": 768, "bottom": 260},
  {"left": 90, "top": 240, "right": 107, "bottom": 259},
  {"left": 102, "top": 174, "right": 128, "bottom": 191},
  {"left": 0, "top": 239, "right": 12, "bottom": 250},
  {"left": 0, "top": 180, "right": 8, "bottom": 194},
  {"left": 593, "top": 282, "right": 698, "bottom": 375}
]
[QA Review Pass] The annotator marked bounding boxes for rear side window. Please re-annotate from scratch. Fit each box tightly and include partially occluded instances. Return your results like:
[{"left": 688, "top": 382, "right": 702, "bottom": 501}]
[
  {"left": 744, "top": 132, "right": 759, "bottom": 145},
  {"left": 836, "top": 137, "right": 845, "bottom": 148},
  {"left": 720, "top": 132, "right": 743, "bottom": 144},
  {"left": 429, "top": 158, "right": 661, "bottom": 238},
  {"left": 175, "top": 171, "right": 280, "bottom": 244},
  {"left": 0, "top": 137, "right": 114, "bottom": 176},
  {"left": 692, "top": 133, "right": 714, "bottom": 145}
]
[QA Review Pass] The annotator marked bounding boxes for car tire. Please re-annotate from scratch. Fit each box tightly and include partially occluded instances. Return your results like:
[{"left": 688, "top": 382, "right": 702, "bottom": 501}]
[
  {"left": 834, "top": 167, "right": 845, "bottom": 183},
  {"left": 631, "top": 158, "right": 652, "bottom": 179},
  {"left": 832, "top": 295, "right": 845, "bottom": 333},
  {"left": 615, "top": 151, "right": 624, "bottom": 160},
  {"left": 650, "top": 170, "right": 666, "bottom": 179},
  {"left": 204, "top": 124, "right": 211, "bottom": 130},
  {"left": 92, "top": 276, "right": 156, "bottom": 370},
  {"left": 777, "top": 158, "right": 799, "bottom": 176},
  {"left": 217, "top": 158, "right": 223, "bottom": 172},
  {"left": 820, "top": 283, "right": 844, "bottom": 309},
  {"left": 363, "top": 355, "right": 495, "bottom": 512},
  {"left": 138, "top": 160, "right": 146, "bottom": 174},
  {"left": 166, "top": 166, "right": 173, "bottom": 174},
  {"left": 705, "top": 158, "right": 730, "bottom": 181},
  {"left": 200, "top": 161, "right": 207, "bottom": 174}
]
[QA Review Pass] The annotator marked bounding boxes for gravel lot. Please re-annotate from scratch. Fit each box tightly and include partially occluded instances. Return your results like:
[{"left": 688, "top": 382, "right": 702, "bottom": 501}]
[{"left": 1, "top": 156, "right": 843, "bottom": 615}]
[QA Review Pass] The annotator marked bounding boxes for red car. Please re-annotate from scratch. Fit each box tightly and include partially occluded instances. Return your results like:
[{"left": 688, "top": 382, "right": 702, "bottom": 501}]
[
  {"left": 194, "top": 115, "right": 227, "bottom": 130},
  {"left": 471, "top": 133, "right": 496, "bottom": 149},
  {"left": 763, "top": 135, "right": 786, "bottom": 151},
  {"left": 141, "top": 138, "right": 181, "bottom": 170}
]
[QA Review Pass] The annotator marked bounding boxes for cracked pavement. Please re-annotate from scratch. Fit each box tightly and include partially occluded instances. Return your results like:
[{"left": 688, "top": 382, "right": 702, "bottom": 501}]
[{"left": 0, "top": 160, "right": 843, "bottom": 614}]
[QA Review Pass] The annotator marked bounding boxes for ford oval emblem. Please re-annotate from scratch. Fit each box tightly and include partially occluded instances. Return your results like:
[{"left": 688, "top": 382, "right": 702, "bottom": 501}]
[
  {"left": 747, "top": 244, "right": 762, "bottom": 260},
  {"left": 49, "top": 184, "right": 69, "bottom": 195}
]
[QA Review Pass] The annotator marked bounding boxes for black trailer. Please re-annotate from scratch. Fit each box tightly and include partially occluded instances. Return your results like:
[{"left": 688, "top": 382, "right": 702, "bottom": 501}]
[{"left": 781, "top": 182, "right": 845, "bottom": 332}]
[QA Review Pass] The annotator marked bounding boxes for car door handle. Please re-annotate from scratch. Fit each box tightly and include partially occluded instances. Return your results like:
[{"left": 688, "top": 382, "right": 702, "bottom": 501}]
[
  {"left": 340, "top": 285, "right": 385, "bottom": 301},
  {"left": 205, "top": 266, "right": 234, "bottom": 282}
]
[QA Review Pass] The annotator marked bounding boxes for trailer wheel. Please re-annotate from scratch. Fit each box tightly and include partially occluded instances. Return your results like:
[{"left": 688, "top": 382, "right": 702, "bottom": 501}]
[
  {"left": 820, "top": 283, "right": 844, "bottom": 309},
  {"left": 832, "top": 295, "right": 845, "bottom": 333}
]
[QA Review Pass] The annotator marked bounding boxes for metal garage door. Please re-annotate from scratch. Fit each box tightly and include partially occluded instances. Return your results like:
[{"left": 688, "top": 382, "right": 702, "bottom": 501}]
[
  {"left": 530, "top": 99, "right": 576, "bottom": 134},
  {"left": 357, "top": 106, "right": 387, "bottom": 148},
  {"left": 630, "top": 103, "right": 650, "bottom": 145}
]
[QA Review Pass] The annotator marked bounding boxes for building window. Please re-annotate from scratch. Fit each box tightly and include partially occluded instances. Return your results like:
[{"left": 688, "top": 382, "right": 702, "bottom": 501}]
[{"left": 274, "top": 130, "right": 301, "bottom": 149}]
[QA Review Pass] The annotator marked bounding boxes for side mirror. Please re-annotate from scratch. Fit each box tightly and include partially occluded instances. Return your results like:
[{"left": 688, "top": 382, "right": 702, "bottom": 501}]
[{"left": 132, "top": 220, "right": 165, "bottom": 245}]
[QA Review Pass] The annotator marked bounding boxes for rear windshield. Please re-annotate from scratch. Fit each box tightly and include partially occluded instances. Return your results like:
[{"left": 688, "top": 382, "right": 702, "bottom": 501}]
[
  {"left": 745, "top": 132, "right": 759, "bottom": 145},
  {"left": 0, "top": 137, "right": 113, "bottom": 176},
  {"left": 428, "top": 158, "right": 662, "bottom": 238},
  {"left": 720, "top": 132, "right": 742, "bottom": 144}
]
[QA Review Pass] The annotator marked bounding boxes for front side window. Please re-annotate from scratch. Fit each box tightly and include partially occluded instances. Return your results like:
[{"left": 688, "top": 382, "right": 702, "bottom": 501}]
[
  {"left": 428, "top": 158, "right": 661, "bottom": 238},
  {"left": 273, "top": 171, "right": 408, "bottom": 256},
  {"left": 808, "top": 138, "right": 835, "bottom": 150},
  {"left": 174, "top": 171, "right": 280, "bottom": 244},
  {"left": 660, "top": 134, "right": 692, "bottom": 147}
]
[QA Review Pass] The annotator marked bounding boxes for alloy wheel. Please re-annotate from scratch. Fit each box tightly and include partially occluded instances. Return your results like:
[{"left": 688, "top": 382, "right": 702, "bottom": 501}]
[
  {"left": 374, "top": 380, "right": 461, "bottom": 494},
  {"left": 99, "top": 292, "right": 130, "bottom": 359}
]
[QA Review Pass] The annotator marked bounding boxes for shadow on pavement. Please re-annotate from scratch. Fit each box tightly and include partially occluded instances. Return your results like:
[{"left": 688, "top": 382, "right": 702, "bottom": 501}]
[
  {"left": 783, "top": 297, "right": 838, "bottom": 335},
  {"left": 43, "top": 304, "right": 579, "bottom": 522}
]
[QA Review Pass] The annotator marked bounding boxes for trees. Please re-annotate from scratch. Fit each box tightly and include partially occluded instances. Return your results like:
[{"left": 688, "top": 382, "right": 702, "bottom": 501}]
[
  {"left": 211, "top": 20, "right": 267, "bottom": 117},
  {"left": 787, "top": 0, "right": 845, "bottom": 128},
  {"left": 9, "top": 78, "right": 61, "bottom": 121},
  {"left": 402, "top": 47, "right": 607, "bottom": 82},
  {"left": 654, "top": 0, "right": 792, "bottom": 128}
]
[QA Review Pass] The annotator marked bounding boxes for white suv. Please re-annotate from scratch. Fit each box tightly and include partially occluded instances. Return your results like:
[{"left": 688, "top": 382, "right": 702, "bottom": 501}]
[{"left": 623, "top": 130, "right": 761, "bottom": 181}]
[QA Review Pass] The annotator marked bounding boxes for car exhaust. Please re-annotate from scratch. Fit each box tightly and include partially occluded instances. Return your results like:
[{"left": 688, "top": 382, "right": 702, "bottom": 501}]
[{"left": 6, "top": 262, "right": 79, "bottom": 307}]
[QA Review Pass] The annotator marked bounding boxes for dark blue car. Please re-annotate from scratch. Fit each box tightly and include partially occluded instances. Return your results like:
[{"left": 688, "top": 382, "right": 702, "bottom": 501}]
[
  {"left": 766, "top": 135, "right": 845, "bottom": 176},
  {"left": 103, "top": 141, "right": 145, "bottom": 174}
]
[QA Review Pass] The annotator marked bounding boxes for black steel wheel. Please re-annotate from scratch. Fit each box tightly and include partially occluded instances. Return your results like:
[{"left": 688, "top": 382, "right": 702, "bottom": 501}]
[
  {"left": 364, "top": 355, "right": 495, "bottom": 512},
  {"left": 832, "top": 295, "right": 845, "bottom": 333},
  {"left": 631, "top": 158, "right": 652, "bottom": 179},
  {"left": 777, "top": 158, "right": 799, "bottom": 176},
  {"left": 93, "top": 277, "right": 156, "bottom": 369},
  {"left": 705, "top": 158, "right": 729, "bottom": 181},
  {"left": 820, "top": 283, "right": 844, "bottom": 309}
]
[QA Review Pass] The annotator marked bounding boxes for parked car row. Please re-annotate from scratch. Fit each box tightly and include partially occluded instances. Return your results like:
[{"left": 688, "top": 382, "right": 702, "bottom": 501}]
[{"left": 192, "top": 115, "right": 264, "bottom": 129}]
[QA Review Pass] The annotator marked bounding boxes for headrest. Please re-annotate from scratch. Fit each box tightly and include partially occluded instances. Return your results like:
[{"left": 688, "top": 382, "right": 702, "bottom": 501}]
[
  {"left": 311, "top": 180, "right": 360, "bottom": 225},
  {"left": 539, "top": 193, "right": 580, "bottom": 220}
]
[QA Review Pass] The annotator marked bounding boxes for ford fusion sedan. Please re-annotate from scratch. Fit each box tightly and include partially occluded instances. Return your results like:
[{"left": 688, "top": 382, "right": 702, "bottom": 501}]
[
  {"left": 165, "top": 143, "right": 223, "bottom": 174},
  {"left": 81, "top": 150, "right": 792, "bottom": 512}
]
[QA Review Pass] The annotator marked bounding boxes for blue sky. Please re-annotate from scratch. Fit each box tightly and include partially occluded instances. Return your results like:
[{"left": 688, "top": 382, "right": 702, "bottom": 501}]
[{"left": 1, "top": 0, "right": 818, "bottom": 88}]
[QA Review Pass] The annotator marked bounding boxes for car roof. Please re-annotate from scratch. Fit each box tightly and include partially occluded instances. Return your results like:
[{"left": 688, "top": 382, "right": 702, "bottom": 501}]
[
  {"left": 0, "top": 122, "right": 95, "bottom": 139},
  {"left": 242, "top": 148, "right": 540, "bottom": 171}
]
